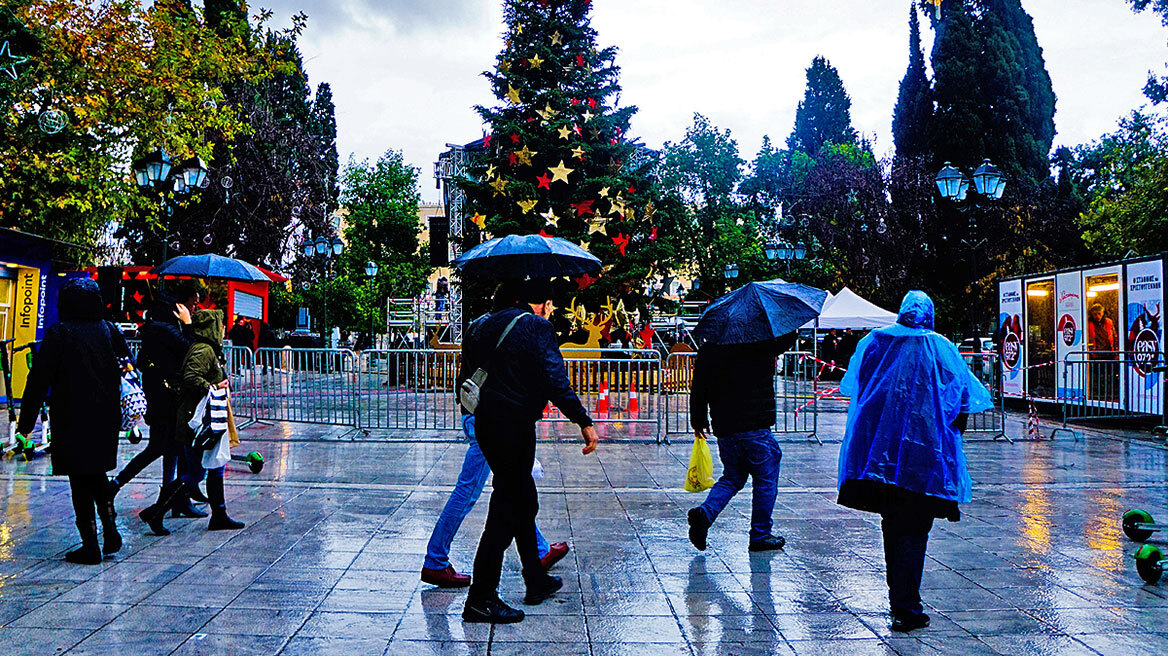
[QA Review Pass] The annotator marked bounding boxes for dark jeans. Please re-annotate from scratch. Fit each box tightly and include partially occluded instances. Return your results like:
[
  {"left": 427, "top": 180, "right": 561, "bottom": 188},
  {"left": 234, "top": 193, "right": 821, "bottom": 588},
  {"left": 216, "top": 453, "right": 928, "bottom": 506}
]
[
  {"left": 179, "top": 443, "right": 224, "bottom": 504},
  {"left": 68, "top": 473, "right": 114, "bottom": 536},
  {"left": 881, "top": 510, "right": 935, "bottom": 618},
  {"left": 467, "top": 412, "right": 543, "bottom": 601},
  {"left": 114, "top": 421, "right": 179, "bottom": 487},
  {"left": 698, "top": 429, "right": 782, "bottom": 542}
]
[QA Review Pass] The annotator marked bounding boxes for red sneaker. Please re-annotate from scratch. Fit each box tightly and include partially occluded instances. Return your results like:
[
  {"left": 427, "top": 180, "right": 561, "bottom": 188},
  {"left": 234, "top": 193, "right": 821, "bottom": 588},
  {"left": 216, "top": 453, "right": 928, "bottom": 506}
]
[
  {"left": 540, "top": 542, "right": 569, "bottom": 570},
  {"left": 421, "top": 566, "right": 471, "bottom": 588}
]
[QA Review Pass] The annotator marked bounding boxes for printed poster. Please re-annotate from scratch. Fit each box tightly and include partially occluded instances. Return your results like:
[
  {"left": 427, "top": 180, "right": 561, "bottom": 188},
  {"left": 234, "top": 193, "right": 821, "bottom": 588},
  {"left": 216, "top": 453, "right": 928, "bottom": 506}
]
[
  {"left": 998, "top": 280, "right": 1024, "bottom": 397},
  {"left": 1055, "top": 272, "right": 1084, "bottom": 402},
  {"left": 1124, "top": 260, "right": 1164, "bottom": 415}
]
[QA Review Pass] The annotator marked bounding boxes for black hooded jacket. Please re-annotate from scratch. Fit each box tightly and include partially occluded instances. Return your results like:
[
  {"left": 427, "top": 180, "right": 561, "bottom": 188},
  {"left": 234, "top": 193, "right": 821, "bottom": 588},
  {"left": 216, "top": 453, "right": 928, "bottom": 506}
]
[
  {"left": 138, "top": 294, "right": 192, "bottom": 426},
  {"left": 17, "top": 278, "right": 129, "bottom": 475}
]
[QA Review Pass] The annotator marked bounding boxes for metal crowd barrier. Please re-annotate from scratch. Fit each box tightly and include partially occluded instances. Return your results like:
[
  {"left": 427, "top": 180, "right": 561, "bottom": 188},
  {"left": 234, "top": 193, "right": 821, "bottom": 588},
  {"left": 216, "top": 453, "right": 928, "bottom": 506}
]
[
  {"left": 545, "top": 349, "right": 662, "bottom": 442},
  {"left": 1058, "top": 351, "right": 1165, "bottom": 425},
  {"left": 359, "top": 349, "right": 463, "bottom": 433},
  {"left": 663, "top": 351, "right": 819, "bottom": 443},
  {"left": 253, "top": 347, "right": 360, "bottom": 426},
  {"left": 960, "top": 352, "right": 1008, "bottom": 441}
]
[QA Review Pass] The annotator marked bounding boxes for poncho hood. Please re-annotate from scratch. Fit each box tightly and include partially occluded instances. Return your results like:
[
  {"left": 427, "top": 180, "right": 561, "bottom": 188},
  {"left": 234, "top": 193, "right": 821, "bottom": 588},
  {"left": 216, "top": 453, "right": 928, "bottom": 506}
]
[
  {"left": 837, "top": 295, "right": 993, "bottom": 504},
  {"left": 58, "top": 278, "right": 104, "bottom": 322},
  {"left": 191, "top": 309, "right": 224, "bottom": 351}
]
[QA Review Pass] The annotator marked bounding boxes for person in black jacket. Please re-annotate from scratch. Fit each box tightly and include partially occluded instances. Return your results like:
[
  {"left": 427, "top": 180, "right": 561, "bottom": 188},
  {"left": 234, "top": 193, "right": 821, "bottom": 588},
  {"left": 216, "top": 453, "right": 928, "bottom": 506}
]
[
  {"left": 17, "top": 278, "right": 130, "bottom": 564},
  {"left": 461, "top": 279, "right": 598, "bottom": 625},
  {"left": 687, "top": 339, "right": 788, "bottom": 553},
  {"left": 106, "top": 293, "right": 208, "bottom": 528}
]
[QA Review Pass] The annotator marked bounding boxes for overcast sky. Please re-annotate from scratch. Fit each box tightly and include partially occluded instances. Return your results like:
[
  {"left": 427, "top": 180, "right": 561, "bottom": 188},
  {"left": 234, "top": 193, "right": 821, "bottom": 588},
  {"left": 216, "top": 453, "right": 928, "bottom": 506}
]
[{"left": 249, "top": 1, "right": 1168, "bottom": 201}]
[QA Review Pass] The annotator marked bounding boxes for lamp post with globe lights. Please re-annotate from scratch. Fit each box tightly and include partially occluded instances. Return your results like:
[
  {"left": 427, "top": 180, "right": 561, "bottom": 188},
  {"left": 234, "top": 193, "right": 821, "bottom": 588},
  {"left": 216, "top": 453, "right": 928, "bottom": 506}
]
[
  {"left": 301, "top": 235, "right": 344, "bottom": 347},
  {"left": 132, "top": 149, "right": 210, "bottom": 287}
]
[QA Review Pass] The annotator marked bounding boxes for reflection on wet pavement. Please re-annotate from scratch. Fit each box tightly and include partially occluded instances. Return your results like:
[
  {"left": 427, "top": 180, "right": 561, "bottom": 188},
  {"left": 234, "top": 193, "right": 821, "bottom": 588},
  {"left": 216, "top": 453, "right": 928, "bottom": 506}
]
[{"left": 0, "top": 416, "right": 1164, "bottom": 654}]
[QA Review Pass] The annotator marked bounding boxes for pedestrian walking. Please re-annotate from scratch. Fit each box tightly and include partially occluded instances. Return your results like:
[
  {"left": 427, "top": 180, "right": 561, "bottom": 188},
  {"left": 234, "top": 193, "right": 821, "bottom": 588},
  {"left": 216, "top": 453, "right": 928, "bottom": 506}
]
[
  {"left": 17, "top": 278, "right": 130, "bottom": 564},
  {"left": 106, "top": 293, "right": 208, "bottom": 524},
  {"left": 686, "top": 340, "right": 788, "bottom": 553},
  {"left": 836, "top": 291, "right": 992, "bottom": 633},
  {"left": 228, "top": 316, "right": 254, "bottom": 350},
  {"left": 422, "top": 282, "right": 569, "bottom": 590},
  {"left": 139, "top": 309, "right": 245, "bottom": 533},
  {"left": 460, "top": 279, "right": 598, "bottom": 625}
]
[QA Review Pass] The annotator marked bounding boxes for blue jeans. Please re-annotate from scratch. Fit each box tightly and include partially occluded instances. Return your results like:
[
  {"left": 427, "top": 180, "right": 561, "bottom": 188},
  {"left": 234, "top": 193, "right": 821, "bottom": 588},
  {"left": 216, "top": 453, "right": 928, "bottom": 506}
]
[
  {"left": 698, "top": 428, "right": 782, "bottom": 542},
  {"left": 424, "top": 415, "right": 549, "bottom": 570}
]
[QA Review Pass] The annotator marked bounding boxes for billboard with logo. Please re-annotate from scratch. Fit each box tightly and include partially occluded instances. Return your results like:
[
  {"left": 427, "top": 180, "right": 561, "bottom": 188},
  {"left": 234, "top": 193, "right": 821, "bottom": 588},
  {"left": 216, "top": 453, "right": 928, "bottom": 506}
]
[
  {"left": 1055, "top": 272, "right": 1084, "bottom": 402},
  {"left": 1124, "top": 259, "right": 1164, "bottom": 415},
  {"left": 998, "top": 279, "right": 1024, "bottom": 397}
]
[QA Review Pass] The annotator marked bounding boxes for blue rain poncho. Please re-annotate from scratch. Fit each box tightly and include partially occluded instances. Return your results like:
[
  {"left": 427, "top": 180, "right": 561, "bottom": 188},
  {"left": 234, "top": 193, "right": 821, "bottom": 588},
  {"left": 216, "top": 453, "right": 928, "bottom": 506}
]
[{"left": 837, "top": 291, "right": 993, "bottom": 504}]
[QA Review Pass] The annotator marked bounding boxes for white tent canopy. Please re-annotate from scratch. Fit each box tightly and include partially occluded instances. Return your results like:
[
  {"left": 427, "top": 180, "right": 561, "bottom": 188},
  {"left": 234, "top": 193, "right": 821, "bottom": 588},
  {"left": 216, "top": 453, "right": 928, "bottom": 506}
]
[{"left": 803, "top": 287, "right": 897, "bottom": 330}]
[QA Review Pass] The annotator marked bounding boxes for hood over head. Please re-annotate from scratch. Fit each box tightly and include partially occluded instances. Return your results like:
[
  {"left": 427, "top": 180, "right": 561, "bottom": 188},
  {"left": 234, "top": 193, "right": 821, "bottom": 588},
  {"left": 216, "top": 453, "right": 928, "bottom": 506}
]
[
  {"left": 896, "top": 291, "right": 934, "bottom": 330},
  {"left": 191, "top": 309, "right": 223, "bottom": 347},
  {"left": 58, "top": 278, "right": 105, "bottom": 322}
]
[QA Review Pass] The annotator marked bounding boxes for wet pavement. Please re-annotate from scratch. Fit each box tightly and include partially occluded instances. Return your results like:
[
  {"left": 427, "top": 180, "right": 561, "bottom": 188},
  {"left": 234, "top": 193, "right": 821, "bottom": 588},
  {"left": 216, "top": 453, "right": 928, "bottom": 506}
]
[{"left": 0, "top": 415, "right": 1166, "bottom": 655}]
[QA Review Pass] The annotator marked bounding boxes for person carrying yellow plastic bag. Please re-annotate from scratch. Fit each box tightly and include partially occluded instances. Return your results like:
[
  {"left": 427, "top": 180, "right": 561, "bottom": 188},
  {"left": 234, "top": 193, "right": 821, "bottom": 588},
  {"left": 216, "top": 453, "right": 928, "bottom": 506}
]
[{"left": 684, "top": 436, "right": 715, "bottom": 493}]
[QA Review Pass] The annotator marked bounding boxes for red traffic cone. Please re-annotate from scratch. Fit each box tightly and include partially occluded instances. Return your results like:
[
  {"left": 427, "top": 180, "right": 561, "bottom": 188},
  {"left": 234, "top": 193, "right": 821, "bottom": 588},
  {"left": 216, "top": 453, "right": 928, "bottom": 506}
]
[
  {"left": 627, "top": 379, "right": 640, "bottom": 414},
  {"left": 596, "top": 380, "right": 609, "bottom": 415},
  {"left": 543, "top": 402, "right": 551, "bottom": 418}
]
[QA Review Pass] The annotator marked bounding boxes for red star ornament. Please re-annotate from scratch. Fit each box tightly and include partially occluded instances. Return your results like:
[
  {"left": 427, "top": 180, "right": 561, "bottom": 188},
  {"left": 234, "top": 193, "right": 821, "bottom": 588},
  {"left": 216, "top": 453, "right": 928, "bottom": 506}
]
[
  {"left": 573, "top": 273, "right": 598, "bottom": 290},
  {"left": 536, "top": 173, "right": 552, "bottom": 189},
  {"left": 539, "top": 229, "right": 553, "bottom": 238},
  {"left": 627, "top": 185, "right": 636, "bottom": 194},
  {"left": 510, "top": 133, "right": 521, "bottom": 143},
  {"left": 587, "top": 97, "right": 597, "bottom": 109},
  {"left": 576, "top": 53, "right": 586, "bottom": 66},
  {"left": 638, "top": 325, "right": 656, "bottom": 349},
  {"left": 508, "top": 152, "right": 518, "bottom": 166},
  {"left": 600, "top": 317, "right": 613, "bottom": 342},
  {"left": 483, "top": 134, "right": 493, "bottom": 147},
  {"left": 649, "top": 226, "right": 658, "bottom": 241},
  {"left": 612, "top": 233, "right": 629, "bottom": 256},
  {"left": 571, "top": 199, "right": 595, "bottom": 216}
]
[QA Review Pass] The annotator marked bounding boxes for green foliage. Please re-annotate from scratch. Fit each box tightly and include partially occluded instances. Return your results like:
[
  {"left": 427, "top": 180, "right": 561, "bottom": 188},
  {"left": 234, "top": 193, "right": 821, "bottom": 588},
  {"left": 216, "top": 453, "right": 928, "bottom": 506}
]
[
  {"left": 1073, "top": 112, "right": 1168, "bottom": 258},
  {"left": 892, "top": 4, "right": 932, "bottom": 161},
  {"left": 458, "top": 0, "right": 672, "bottom": 322},
  {"left": 1128, "top": 0, "right": 1168, "bottom": 102},
  {"left": 786, "top": 56, "right": 857, "bottom": 156}
]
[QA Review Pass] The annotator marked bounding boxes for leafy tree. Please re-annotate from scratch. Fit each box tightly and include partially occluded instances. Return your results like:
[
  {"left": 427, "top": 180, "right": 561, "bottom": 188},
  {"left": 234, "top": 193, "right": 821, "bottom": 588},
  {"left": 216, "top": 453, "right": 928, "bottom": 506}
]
[
  {"left": 457, "top": 0, "right": 672, "bottom": 324},
  {"left": 892, "top": 4, "right": 932, "bottom": 161},
  {"left": 0, "top": 0, "right": 279, "bottom": 259},
  {"left": 786, "top": 56, "right": 857, "bottom": 157},
  {"left": 1129, "top": 0, "right": 1168, "bottom": 102}
]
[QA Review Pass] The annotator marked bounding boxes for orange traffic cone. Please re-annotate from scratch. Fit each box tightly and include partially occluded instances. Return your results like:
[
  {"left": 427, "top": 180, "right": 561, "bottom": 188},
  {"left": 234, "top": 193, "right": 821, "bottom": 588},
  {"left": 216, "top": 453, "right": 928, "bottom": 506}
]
[
  {"left": 596, "top": 380, "right": 609, "bottom": 415},
  {"left": 543, "top": 403, "right": 551, "bottom": 418},
  {"left": 628, "top": 379, "right": 640, "bottom": 414}
]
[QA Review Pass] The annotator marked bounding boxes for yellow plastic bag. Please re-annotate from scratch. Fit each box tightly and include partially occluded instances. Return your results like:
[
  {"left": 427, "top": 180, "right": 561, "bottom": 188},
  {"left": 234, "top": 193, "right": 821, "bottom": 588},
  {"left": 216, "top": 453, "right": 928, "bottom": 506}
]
[{"left": 684, "top": 437, "right": 715, "bottom": 493}]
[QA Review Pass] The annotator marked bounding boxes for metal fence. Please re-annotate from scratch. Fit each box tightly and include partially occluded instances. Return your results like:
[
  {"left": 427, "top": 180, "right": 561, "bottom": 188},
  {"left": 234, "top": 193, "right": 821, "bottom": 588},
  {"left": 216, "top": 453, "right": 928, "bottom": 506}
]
[
  {"left": 1057, "top": 351, "right": 1165, "bottom": 424},
  {"left": 960, "top": 352, "right": 1008, "bottom": 441},
  {"left": 253, "top": 348, "right": 360, "bottom": 426},
  {"left": 663, "top": 351, "right": 819, "bottom": 443}
]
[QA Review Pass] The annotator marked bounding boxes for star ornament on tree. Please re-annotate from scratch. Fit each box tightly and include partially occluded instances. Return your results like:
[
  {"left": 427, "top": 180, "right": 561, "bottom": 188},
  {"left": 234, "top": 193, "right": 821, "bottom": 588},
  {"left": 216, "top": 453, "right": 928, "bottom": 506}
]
[
  {"left": 572, "top": 199, "right": 596, "bottom": 217},
  {"left": 548, "top": 160, "right": 574, "bottom": 183},
  {"left": 471, "top": 213, "right": 487, "bottom": 229},
  {"left": 612, "top": 233, "right": 630, "bottom": 256},
  {"left": 535, "top": 173, "right": 552, "bottom": 189},
  {"left": 574, "top": 272, "right": 599, "bottom": 290},
  {"left": 490, "top": 177, "right": 509, "bottom": 196},
  {"left": 516, "top": 145, "right": 537, "bottom": 165},
  {"left": 0, "top": 41, "right": 30, "bottom": 80},
  {"left": 506, "top": 84, "right": 522, "bottom": 104},
  {"left": 541, "top": 207, "right": 560, "bottom": 227}
]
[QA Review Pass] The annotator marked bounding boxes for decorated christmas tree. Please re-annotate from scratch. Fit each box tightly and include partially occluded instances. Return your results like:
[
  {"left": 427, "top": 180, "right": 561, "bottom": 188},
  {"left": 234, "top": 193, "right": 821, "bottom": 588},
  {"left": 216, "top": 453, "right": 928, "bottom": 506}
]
[{"left": 459, "top": 0, "right": 670, "bottom": 344}]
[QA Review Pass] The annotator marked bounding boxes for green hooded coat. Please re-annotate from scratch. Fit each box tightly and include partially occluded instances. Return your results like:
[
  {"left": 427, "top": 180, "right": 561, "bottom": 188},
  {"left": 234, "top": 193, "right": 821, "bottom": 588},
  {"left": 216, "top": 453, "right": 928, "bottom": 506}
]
[{"left": 174, "top": 309, "right": 227, "bottom": 447}]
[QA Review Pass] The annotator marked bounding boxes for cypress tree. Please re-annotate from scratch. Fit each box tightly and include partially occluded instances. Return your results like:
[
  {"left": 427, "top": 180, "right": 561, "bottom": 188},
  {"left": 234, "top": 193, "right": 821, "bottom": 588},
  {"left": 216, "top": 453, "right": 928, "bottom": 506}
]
[
  {"left": 891, "top": 4, "right": 932, "bottom": 161},
  {"left": 787, "top": 56, "right": 857, "bottom": 156},
  {"left": 310, "top": 82, "right": 340, "bottom": 215}
]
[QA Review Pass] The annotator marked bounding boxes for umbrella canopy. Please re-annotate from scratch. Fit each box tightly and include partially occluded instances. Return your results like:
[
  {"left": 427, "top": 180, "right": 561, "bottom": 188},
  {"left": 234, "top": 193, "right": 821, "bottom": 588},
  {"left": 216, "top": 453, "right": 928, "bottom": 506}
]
[
  {"left": 151, "top": 254, "right": 270, "bottom": 283},
  {"left": 452, "top": 234, "right": 601, "bottom": 279},
  {"left": 695, "top": 280, "right": 828, "bottom": 346}
]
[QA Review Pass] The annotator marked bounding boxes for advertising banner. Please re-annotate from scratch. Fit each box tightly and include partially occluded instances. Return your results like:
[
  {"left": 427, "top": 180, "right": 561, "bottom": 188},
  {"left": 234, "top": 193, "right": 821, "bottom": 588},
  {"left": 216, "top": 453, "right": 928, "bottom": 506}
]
[
  {"left": 998, "top": 280, "right": 1024, "bottom": 397},
  {"left": 11, "top": 267, "right": 42, "bottom": 397},
  {"left": 1055, "top": 272, "right": 1084, "bottom": 401},
  {"left": 1124, "top": 259, "right": 1164, "bottom": 416}
]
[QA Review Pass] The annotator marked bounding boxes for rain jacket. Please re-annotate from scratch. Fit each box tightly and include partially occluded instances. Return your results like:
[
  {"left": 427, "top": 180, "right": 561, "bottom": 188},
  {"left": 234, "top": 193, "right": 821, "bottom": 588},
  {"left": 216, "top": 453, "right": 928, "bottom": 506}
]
[
  {"left": 174, "top": 309, "right": 228, "bottom": 447},
  {"left": 837, "top": 291, "right": 992, "bottom": 510},
  {"left": 138, "top": 294, "right": 192, "bottom": 427},
  {"left": 690, "top": 341, "right": 784, "bottom": 437},
  {"left": 17, "top": 278, "right": 129, "bottom": 475}
]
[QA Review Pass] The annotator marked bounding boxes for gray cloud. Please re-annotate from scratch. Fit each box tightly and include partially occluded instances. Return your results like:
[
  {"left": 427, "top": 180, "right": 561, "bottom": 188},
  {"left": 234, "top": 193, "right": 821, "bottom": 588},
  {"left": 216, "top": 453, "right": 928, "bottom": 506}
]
[{"left": 251, "top": 0, "right": 486, "bottom": 34}]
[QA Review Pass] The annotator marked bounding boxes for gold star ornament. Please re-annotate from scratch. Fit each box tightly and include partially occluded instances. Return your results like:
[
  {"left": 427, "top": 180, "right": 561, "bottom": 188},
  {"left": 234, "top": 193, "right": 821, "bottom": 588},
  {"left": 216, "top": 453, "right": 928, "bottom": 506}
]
[
  {"left": 557, "top": 126, "right": 572, "bottom": 141},
  {"left": 550, "top": 31, "right": 563, "bottom": 46},
  {"left": 471, "top": 213, "right": 487, "bottom": 228},
  {"left": 506, "top": 84, "right": 521, "bottom": 104},
  {"left": 541, "top": 207, "right": 560, "bottom": 227},
  {"left": 517, "top": 199, "right": 538, "bottom": 214},
  {"left": 548, "top": 160, "right": 574, "bottom": 184},
  {"left": 528, "top": 54, "right": 544, "bottom": 69},
  {"left": 490, "top": 177, "right": 509, "bottom": 196},
  {"left": 516, "top": 145, "right": 537, "bottom": 165}
]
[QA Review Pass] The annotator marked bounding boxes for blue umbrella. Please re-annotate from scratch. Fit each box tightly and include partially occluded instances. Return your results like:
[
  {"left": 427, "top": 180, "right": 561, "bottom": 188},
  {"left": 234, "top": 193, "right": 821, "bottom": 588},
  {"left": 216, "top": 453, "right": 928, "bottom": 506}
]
[
  {"left": 452, "top": 234, "right": 601, "bottom": 279},
  {"left": 151, "top": 254, "right": 270, "bottom": 283},
  {"left": 695, "top": 280, "right": 828, "bottom": 346}
]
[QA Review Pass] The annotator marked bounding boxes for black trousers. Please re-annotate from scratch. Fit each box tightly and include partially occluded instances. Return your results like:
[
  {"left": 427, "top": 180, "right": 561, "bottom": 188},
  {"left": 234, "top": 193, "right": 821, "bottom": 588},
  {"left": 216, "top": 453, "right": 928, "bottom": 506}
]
[
  {"left": 881, "top": 509, "right": 935, "bottom": 618},
  {"left": 115, "top": 420, "right": 180, "bottom": 486},
  {"left": 467, "top": 412, "right": 542, "bottom": 601},
  {"left": 68, "top": 473, "right": 113, "bottom": 536}
]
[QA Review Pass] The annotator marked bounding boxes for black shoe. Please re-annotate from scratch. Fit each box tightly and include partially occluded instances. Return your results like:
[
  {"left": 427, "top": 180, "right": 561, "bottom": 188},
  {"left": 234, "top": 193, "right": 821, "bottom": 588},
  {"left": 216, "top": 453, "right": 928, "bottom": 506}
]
[
  {"left": 463, "top": 597, "right": 525, "bottom": 624},
  {"left": 688, "top": 508, "right": 710, "bottom": 551},
  {"left": 188, "top": 486, "right": 210, "bottom": 504},
  {"left": 890, "top": 613, "right": 930, "bottom": 633},
  {"left": 208, "top": 508, "right": 244, "bottom": 531},
  {"left": 171, "top": 494, "right": 208, "bottom": 518},
  {"left": 64, "top": 542, "right": 103, "bottom": 565},
  {"left": 139, "top": 505, "right": 170, "bottom": 536},
  {"left": 748, "top": 535, "right": 785, "bottom": 552},
  {"left": 523, "top": 575, "right": 563, "bottom": 605}
]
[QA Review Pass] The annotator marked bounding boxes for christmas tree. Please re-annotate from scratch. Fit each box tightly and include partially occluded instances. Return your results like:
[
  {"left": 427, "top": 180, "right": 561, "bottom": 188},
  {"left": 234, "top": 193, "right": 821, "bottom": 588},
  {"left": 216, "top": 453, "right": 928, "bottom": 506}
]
[{"left": 459, "top": 0, "right": 669, "bottom": 341}]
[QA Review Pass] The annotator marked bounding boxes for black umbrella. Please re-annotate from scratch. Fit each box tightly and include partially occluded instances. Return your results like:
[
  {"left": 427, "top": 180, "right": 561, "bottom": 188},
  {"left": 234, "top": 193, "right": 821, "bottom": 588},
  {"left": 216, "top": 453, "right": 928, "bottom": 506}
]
[
  {"left": 151, "top": 254, "right": 270, "bottom": 283},
  {"left": 695, "top": 280, "right": 828, "bottom": 346},
  {"left": 452, "top": 234, "right": 601, "bottom": 279}
]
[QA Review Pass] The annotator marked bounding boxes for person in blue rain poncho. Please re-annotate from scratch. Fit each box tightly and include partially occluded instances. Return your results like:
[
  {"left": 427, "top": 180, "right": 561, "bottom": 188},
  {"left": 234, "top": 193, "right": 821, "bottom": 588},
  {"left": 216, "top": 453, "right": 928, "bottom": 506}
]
[{"left": 837, "top": 291, "right": 992, "bottom": 633}]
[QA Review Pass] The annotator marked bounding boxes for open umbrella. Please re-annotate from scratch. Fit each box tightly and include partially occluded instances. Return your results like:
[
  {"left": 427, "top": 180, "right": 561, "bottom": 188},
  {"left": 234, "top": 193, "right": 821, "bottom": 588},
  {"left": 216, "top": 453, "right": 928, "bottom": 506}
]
[
  {"left": 695, "top": 280, "right": 828, "bottom": 346},
  {"left": 452, "top": 234, "right": 601, "bottom": 279},
  {"left": 151, "top": 254, "right": 270, "bottom": 283}
]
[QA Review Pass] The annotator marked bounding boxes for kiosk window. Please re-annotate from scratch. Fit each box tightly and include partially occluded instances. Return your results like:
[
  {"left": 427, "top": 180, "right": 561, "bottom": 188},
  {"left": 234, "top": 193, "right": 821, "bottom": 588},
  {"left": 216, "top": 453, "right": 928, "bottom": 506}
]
[
  {"left": 1026, "top": 280, "right": 1055, "bottom": 398},
  {"left": 1085, "top": 273, "right": 1121, "bottom": 401}
]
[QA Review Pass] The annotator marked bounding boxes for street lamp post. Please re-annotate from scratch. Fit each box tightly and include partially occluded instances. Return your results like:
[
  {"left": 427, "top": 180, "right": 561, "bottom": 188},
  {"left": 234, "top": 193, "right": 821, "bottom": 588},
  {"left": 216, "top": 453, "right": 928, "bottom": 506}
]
[
  {"left": 935, "top": 159, "right": 1006, "bottom": 339},
  {"left": 764, "top": 239, "right": 808, "bottom": 275},
  {"left": 723, "top": 263, "right": 739, "bottom": 289},
  {"left": 365, "top": 260, "right": 379, "bottom": 349},
  {"left": 132, "top": 149, "right": 209, "bottom": 288},
  {"left": 302, "top": 235, "right": 345, "bottom": 348}
]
